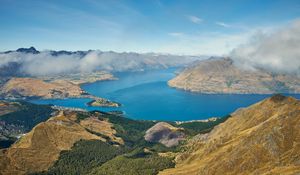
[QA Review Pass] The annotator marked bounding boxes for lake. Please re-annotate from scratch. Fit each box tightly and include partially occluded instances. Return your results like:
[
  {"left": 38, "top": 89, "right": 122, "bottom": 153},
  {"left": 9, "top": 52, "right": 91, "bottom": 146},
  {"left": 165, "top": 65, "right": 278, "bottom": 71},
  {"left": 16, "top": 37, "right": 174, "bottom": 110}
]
[{"left": 31, "top": 68, "right": 300, "bottom": 121}]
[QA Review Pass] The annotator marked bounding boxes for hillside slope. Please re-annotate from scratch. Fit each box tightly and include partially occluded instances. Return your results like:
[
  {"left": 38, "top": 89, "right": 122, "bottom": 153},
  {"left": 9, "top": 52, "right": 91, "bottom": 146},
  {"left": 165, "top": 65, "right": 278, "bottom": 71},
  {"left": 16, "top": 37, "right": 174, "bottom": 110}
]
[
  {"left": 168, "top": 58, "right": 300, "bottom": 94},
  {"left": 160, "top": 95, "right": 300, "bottom": 175},
  {"left": 144, "top": 122, "right": 185, "bottom": 147},
  {"left": 0, "top": 111, "right": 122, "bottom": 175},
  {"left": 0, "top": 78, "right": 87, "bottom": 99},
  {"left": 0, "top": 101, "right": 54, "bottom": 148}
]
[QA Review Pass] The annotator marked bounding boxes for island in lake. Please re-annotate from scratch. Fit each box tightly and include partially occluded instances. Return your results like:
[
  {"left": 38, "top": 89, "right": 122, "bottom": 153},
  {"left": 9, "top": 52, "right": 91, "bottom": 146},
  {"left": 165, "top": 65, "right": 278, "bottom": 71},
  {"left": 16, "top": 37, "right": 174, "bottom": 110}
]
[{"left": 87, "top": 98, "right": 121, "bottom": 107}]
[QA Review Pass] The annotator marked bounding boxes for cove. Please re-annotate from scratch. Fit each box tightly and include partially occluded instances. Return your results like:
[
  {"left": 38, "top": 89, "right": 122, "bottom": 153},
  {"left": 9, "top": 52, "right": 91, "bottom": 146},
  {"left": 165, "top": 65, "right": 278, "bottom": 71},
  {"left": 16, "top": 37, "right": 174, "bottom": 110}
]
[{"left": 30, "top": 68, "right": 300, "bottom": 121}]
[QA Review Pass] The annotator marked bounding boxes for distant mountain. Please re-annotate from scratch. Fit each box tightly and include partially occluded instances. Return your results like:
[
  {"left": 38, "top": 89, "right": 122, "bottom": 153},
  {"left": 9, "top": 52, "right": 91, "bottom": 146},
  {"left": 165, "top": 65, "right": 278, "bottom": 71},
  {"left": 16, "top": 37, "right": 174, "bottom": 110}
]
[
  {"left": 49, "top": 50, "right": 89, "bottom": 57},
  {"left": 0, "top": 62, "right": 22, "bottom": 77},
  {"left": 161, "top": 94, "right": 300, "bottom": 175},
  {"left": 0, "top": 47, "right": 203, "bottom": 77},
  {"left": 168, "top": 57, "right": 300, "bottom": 94},
  {"left": 16, "top": 46, "right": 40, "bottom": 54},
  {"left": 4, "top": 47, "right": 40, "bottom": 54}
]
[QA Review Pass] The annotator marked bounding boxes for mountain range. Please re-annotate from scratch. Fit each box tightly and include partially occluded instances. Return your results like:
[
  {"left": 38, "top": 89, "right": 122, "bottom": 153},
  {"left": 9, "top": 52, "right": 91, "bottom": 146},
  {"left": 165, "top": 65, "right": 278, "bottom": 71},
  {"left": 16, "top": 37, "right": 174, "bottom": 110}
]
[{"left": 0, "top": 47, "right": 203, "bottom": 77}]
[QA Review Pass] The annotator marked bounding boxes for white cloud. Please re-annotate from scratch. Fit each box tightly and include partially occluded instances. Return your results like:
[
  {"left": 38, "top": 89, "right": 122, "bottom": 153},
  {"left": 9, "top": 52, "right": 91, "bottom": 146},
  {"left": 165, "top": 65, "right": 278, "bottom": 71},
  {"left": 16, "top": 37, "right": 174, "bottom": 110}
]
[
  {"left": 230, "top": 19, "right": 300, "bottom": 74},
  {"left": 215, "top": 22, "right": 231, "bottom": 28},
  {"left": 0, "top": 50, "right": 201, "bottom": 76},
  {"left": 186, "top": 15, "right": 203, "bottom": 24}
]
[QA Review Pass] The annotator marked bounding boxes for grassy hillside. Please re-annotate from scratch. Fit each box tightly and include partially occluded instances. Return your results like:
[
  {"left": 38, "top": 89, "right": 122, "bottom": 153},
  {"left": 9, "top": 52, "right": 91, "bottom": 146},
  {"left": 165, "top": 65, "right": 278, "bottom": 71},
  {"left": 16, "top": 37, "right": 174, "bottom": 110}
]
[
  {"left": 0, "top": 101, "right": 54, "bottom": 148},
  {"left": 1, "top": 101, "right": 231, "bottom": 175},
  {"left": 34, "top": 111, "right": 230, "bottom": 175}
]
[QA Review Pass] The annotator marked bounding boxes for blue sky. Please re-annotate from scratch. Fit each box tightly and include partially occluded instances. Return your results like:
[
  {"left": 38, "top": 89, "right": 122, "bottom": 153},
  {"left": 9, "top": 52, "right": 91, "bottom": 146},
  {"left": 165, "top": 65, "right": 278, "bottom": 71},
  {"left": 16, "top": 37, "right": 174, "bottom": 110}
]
[{"left": 0, "top": 0, "right": 299, "bottom": 55}]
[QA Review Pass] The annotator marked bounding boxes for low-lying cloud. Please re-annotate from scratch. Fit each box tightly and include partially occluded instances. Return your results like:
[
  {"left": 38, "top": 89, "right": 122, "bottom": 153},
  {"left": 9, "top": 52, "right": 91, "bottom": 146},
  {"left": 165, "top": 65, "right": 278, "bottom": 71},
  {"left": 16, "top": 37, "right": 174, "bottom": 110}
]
[
  {"left": 230, "top": 19, "right": 300, "bottom": 74},
  {"left": 0, "top": 50, "right": 201, "bottom": 76}
]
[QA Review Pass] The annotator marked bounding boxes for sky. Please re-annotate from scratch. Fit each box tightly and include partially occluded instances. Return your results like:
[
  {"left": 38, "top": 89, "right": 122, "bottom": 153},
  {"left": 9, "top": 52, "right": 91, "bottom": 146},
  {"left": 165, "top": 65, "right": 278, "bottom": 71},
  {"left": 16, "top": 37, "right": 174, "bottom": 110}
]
[{"left": 0, "top": 0, "right": 299, "bottom": 55}]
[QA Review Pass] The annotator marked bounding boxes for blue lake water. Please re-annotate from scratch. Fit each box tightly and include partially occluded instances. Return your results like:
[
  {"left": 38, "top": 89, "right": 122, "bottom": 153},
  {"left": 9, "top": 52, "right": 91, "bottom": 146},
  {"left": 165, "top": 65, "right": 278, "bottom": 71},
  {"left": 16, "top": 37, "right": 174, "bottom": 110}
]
[{"left": 30, "top": 68, "right": 300, "bottom": 121}]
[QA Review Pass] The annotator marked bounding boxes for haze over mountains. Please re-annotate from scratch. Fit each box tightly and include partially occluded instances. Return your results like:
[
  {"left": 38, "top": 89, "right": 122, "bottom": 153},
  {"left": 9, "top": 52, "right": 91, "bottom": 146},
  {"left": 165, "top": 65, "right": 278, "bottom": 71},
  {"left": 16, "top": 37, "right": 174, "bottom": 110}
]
[{"left": 0, "top": 47, "right": 203, "bottom": 77}]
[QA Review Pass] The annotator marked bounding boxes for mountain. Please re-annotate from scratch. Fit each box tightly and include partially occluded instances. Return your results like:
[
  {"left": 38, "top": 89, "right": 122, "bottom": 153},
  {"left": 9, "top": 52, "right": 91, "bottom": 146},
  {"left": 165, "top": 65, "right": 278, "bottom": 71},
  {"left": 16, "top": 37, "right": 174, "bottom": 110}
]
[
  {"left": 0, "top": 62, "right": 22, "bottom": 77},
  {"left": 160, "top": 94, "right": 300, "bottom": 175},
  {"left": 16, "top": 47, "right": 40, "bottom": 54},
  {"left": 3, "top": 47, "right": 40, "bottom": 54},
  {"left": 49, "top": 50, "right": 89, "bottom": 57},
  {"left": 168, "top": 57, "right": 300, "bottom": 94},
  {"left": 0, "top": 99, "right": 227, "bottom": 175},
  {"left": 0, "top": 109, "right": 161, "bottom": 175},
  {"left": 0, "top": 111, "right": 108, "bottom": 174},
  {"left": 0, "top": 47, "right": 203, "bottom": 77},
  {"left": 0, "top": 101, "right": 54, "bottom": 148},
  {"left": 144, "top": 122, "right": 185, "bottom": 147}
]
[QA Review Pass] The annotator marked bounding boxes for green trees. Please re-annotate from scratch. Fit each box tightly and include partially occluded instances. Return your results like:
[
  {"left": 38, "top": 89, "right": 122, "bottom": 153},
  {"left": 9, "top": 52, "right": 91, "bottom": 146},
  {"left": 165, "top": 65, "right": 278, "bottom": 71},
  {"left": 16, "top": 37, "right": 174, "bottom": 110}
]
[
  {"left": 95, "top": 111, "right": 156, "bottom": 145},
  {"left": 38, "top": 140, "right": 125, "bottom": 175},
  {"left": 0, "top": 101, "right": 54, "bottom": 130},
  {"left": 177, "top": 115, "right": 230, "bottom": 136},
  {"left": 0, "top": 101, "right": 54, "bottom": 148},
  {"left": 32, "top": 111, "right": 230, "bottom": 175},
  {"left": 89, "top": 150, "right": 174, "bottom": 175}
]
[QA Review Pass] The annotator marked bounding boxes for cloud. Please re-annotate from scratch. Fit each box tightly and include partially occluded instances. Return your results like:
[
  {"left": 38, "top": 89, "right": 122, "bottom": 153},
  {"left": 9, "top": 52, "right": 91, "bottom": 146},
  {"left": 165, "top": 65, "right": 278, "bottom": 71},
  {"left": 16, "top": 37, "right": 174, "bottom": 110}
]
[
  {"left": 0, "top": 50, "right": 201, "bottom": 76},
  {"left": 230, "top": 19, "right": 300, "bottom": 74},
  {"left": 215, "top": 22, "right": 231, "bottom": 28},
  {"left": 186, "top": 15, "right": 203, "bottom": 24}
]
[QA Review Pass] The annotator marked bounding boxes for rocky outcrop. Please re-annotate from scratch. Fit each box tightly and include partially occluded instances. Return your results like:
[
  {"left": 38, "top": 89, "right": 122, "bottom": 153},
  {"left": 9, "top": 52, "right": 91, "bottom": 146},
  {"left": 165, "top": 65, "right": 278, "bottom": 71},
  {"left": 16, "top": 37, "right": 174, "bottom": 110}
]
[
  {"left": 168, "top": 58, "right": 300, "bottom": 94},
  {"left": 160, "top": 95, "right": 300, "bottom": 175},
  {"left": 144, "top": 122, "right": 185, "bottom": 147}
]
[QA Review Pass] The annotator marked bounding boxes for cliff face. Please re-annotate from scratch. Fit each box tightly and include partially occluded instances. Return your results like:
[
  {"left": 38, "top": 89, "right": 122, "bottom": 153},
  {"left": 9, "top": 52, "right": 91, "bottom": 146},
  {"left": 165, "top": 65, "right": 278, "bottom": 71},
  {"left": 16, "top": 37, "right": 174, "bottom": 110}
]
[
  {"left": 168, "top": 58, "right": 300, "bottom": 94},
  {"left": 0, "top": 111, "right": 122, "bottom": 175},
  {"left": 160, "top": 95, "right": 300, "bottom": 175}
]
